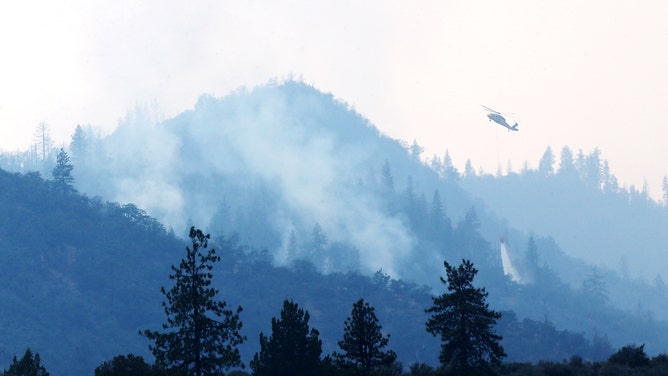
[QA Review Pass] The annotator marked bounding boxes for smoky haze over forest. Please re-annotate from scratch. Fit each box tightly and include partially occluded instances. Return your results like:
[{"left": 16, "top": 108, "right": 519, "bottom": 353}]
[
  {"left": 5, "top": 81, "right": 668, "bottom": 284},
  {"left": 3, "top": 80, "right": 668, "bottom": 374},
  {"left": 77, "top": 82, "right": 422, "bottom": 276}
]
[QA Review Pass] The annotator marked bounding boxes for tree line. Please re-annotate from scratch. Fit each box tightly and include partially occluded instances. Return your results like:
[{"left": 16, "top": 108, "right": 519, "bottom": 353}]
[
  {"left": 135, "top": 226, "right": 500, "bottom": 376},
  {"left": 2, "top": 150, "right": 666, "bottom": 374},
  {"left": 4, "top": 226, "right": 659, "bottom": 376},
  {"left": 2, "top": 225, "right": 504, "bottom": 376}
]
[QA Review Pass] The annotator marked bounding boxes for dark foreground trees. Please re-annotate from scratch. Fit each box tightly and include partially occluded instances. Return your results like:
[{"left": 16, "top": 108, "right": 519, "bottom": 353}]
[
  {"left": 426, "top": 259, "right": 505, "bottom": 375},
  {"left": 608, "top": 344, "right": 651, "bottom": 368},
  {"left": 3, "top": 348, "right": 49, "bottom": 376},
  {"left": 334, "top": 298, "right": 397, "bottom": 375},
  {"left": 142, "top": 226, "right": 245, "bottom": 376},
  {"left": 250, "top": 300, "right": 323, "bottom": 376},
  {"left": 94, "top": 354, "right": 153, "bottom": 376}
]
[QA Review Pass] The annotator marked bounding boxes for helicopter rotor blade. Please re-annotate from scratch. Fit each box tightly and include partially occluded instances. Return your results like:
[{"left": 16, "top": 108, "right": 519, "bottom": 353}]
[{"left": 481, "top": 105, "right": 501, "bottom": 114}]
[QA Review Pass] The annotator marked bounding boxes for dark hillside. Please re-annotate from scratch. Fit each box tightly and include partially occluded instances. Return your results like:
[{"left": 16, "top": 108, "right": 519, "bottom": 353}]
[
  {"left": 0, "top": 168, "right": 181, "bottom": 374},
  {"left": 1, "top": 81, "right": 668, "bottom": 372},
  {"left": 0, "top": 168, "right": 623, "bottom": 374}
]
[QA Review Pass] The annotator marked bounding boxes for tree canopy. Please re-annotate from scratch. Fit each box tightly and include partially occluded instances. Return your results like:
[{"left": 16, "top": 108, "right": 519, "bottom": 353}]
[
  {"left": 426, "top": 259, "right": 505, "bottom": 375},
  {"left": 94, "top": 354, "right": 153, "bottom": 376},
  {"left": 608, "top": 344, "right": 650, "bottom": 368},
  {"left": 51, "top": 148, "right": 75, "bottom": 193},
  {"left": 142, "top": 226, "right": 245, "bottom": 376},
  {"left": 250, "top": 300, "right": 323, "bottom": 376},
  {"left": 3, "top": 348, "right": 49, "bottom": 376},
  {"left": 334, "top": 298, "right": 397, "bottom": 375}
]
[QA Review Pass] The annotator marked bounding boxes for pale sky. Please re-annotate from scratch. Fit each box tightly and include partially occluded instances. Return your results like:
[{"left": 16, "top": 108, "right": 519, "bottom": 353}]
[{"left": 1, "top": 1, "right": 667, "bottom": 198}]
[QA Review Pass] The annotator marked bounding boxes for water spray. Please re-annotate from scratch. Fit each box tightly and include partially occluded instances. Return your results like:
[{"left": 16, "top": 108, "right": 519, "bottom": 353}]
[{"left": 499, "top": 237, "right": 522, "bottom": 284}]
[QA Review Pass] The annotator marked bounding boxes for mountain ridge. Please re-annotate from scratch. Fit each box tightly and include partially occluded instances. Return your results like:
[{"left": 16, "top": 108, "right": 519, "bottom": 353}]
[{"left": 1, "top": 80, "right": 668, "bottom": 373}]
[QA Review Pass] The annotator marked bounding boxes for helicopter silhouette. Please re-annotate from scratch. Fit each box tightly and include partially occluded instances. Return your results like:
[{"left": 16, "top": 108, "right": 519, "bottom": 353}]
[{"left": 482, "top": 105, "right": 518, "bottom": 131}]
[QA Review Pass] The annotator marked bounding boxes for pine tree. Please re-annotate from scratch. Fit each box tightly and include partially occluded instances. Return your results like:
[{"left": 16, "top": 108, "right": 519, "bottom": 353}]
[
  {"left": 429, "top": 189, "right": 451, "bottom": 242},
  {"left": 142, "top": 226, "right": 245, "bottom": 376},
  {"left": 582, "top": 265, "right": 609, "bottom": 305},
  {"left": 70, "top": 124, "right": 90, "bottom": 162},
  {"left": 409, "top": 139, "right": 424, "bottom": 162},
  {"left": 426, "top": 259, "right": 505, "bottom": 375},
  {"left": 94, "top": 354, "right": 152, "bottom": 376},
  {"left": 51, "top": 148, "right": 75, "bottom": 193},
  {"left": 602, "top": 160, "right": 619, "bottom": 193},
  {"left": 251, "top": 300, "right": 323, "bottom": 376},
  {"left": 584, "top": 148, "right": 603, "bottom": 189},
  {"left": 558, "top": 146, "right": 576, "bottom": 178},
  {"left": 464, "top": 159, "right": 475, "bottom": 178},
  {"left": 538, "top": 146, "right": 555, "bottom": 175},
  {"left": 4, "top": 348, "right": 49, "bottom": 376},
  {"left": 608, "top": 344, "right": 650, "bottom": 368},
  {"left": 334, "top": 298, "right": 397, "bottom": 376},
  {"left": 443, "top": 150, "right": 460, "bottom": 180},
  {"left": 430, "top": 154, "right": 443, "bottom": 175}
]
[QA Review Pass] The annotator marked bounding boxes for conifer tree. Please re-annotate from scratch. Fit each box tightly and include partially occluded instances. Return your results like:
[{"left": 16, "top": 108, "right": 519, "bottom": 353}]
[
  {"left": 582, "top": 265, "right": 609, "bottom": 305},
  {"left": 429, "top": 189, "right": 451, "bottom": 242},
  {"left": 70, "top": 124, "right": 90, "bottom": 162},
  {"left": 538, "top": 146, "right": 555, "bottom": 175},
  {"left": 51, "top": 148, "right": 75, "bottom": 193},
  {"left": 251, "top": 300, "right": 322, "bottom": 376},
  {"left": 94, "top": 354, "right": 152, "bottom": 376},
  {"left": 4, "top": 348, "right": 49, "bottom": 376},
  {"left": 464, "top": 159, "right": 475, "bottom": 178},
  {"left": 442, "top": 150, "right": 459, "bottom": 180},
  {"left": 426, "top": 259, "right": 505, "bottom": 375},
  {"left": 142, "top": 226, "right": 245, "bottom": 376},
  {"left": 558, "top": 146, "right": 576, "bottom": 178},
  {"left": 608, "top": 344, "right": 650, "bottom": 368},
  {"left": 334, "top": 298, "right": 397, "bottom": 376},
  {"left": 409, "top": 139, "right": 424, "bottom": 162}
]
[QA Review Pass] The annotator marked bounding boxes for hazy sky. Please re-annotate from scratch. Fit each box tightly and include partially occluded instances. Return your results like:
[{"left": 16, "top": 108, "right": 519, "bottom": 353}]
[{"left": 1, "top": 1, "right": 667, "bottom": 198}]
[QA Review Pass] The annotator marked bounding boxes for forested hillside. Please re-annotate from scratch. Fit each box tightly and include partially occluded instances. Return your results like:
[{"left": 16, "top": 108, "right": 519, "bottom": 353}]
[
  {"left": 2, "top": 81, "right": 668, "bottom": 374},
  {"left": 0, "top": 168, "right": 179, "bottom": 374},
  {"left": 461, "top": 147, "right": 668, "bottom": 285},
  {"left": 460, "top": 148, "right": 668, "bottom": 324},
  {"left": 0, "top": 167, "right": 617, "bottom": 374}
]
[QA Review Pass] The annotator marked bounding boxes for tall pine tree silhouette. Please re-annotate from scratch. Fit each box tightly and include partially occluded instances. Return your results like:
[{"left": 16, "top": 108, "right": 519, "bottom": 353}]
[
  {"left": 426, "top": 259, "right": 505, "bottom": 375},
  {"left": 334, "top": 298, "right": 396, "bottom": 375},
  {"left": 142, "top": 226, "right": 245, "bottom": 376}
]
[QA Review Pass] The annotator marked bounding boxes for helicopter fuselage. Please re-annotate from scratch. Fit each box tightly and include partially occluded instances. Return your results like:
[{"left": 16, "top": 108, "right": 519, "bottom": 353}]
[{"left": 487, "top": 113, "right": 518, "bottom": 131}]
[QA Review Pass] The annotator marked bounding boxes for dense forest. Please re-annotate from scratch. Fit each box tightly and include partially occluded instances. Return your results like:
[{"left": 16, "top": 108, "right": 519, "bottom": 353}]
[{"left": 1, "top": 81, "right": 668, "bottom": 375}]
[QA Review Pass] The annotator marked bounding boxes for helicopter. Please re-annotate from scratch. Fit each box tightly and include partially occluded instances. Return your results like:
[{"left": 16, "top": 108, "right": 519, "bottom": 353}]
[{"left": 482, "top": 105, "right": 518, "bottom": 131}]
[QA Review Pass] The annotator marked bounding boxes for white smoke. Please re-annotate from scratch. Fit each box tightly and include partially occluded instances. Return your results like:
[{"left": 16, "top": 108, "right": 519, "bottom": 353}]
[{"left": 77, "top": 82, "right": 416, "bottom": 276}]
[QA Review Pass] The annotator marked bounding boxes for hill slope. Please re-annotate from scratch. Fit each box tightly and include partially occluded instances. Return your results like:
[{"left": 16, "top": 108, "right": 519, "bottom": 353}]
[
  {"left": 2, "top": 81, "right": 668, "bottom": 372},
  {"left": 0, "top": 169, "right": 181, "bottom": 374},
  {"left": 0, "top": 168, "right": 625, "bottom": 374}
]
